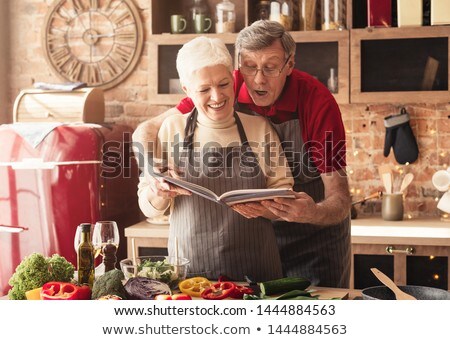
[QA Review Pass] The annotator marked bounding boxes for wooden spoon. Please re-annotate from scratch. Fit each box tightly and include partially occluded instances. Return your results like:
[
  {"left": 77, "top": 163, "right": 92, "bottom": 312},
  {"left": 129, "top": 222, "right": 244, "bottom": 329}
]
[
  {"left": 370, "top": 268, "right": 416, "bottom": 300},
  {"left": 400, "top": 173, "right": 414, "bottom": 193}
]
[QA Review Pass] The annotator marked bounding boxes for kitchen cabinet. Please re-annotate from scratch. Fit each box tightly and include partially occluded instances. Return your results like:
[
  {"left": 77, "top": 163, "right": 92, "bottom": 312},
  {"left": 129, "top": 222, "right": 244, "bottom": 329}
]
[
  {"left": 147, "top": 0, "right": 351, "bottom": 105},
  {"left": 350, "top": 26, "right": 450, "bottom": 104},
  {"left": 147, "top": 0, "right": 450, "bottom": 106},
  {"left": 351, "top": 218, "right": 450, "bottom": 291}
]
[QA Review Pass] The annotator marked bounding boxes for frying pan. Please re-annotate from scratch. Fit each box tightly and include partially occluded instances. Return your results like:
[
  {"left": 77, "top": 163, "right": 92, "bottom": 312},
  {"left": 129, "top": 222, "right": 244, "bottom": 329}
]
[{"left": 362, "top": 285, "right": 450, "bottom": 300}]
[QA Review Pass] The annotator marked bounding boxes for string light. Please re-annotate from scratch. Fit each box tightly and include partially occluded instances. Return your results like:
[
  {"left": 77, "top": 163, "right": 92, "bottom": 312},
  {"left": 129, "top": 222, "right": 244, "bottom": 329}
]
[
  {"left": 433, "top": 274, "right": 439, "bottom": 280},
  {"left": 429, "top": 256, "right": 435, "bottom": 260}
]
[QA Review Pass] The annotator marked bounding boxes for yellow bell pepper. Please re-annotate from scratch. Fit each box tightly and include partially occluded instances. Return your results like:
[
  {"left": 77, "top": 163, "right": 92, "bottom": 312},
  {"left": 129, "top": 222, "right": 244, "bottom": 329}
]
[
  {"left": 178, "top": 277, "right": 211, "bottom": 298},
  {"left": 25, "top": 287, "right": 42, "bottom": 300}
]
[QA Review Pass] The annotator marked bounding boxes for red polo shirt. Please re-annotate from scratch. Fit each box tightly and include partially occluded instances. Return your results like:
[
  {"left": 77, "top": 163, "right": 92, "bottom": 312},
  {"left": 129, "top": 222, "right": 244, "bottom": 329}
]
[{"left": 176, "top": 69, "right": 346, "bottom": 173}]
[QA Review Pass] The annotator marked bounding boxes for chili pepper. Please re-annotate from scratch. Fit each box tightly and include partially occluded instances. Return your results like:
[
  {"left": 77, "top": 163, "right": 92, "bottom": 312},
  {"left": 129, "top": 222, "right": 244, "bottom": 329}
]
[
  {"left": 201, "top": 281, "right": 236, "bottom": 300},
  {"left": 40, "top": 282, "right": 91, "bottom": 300},
  {"left": 229, "top": 285, "right": 254, "bottom": 299}
]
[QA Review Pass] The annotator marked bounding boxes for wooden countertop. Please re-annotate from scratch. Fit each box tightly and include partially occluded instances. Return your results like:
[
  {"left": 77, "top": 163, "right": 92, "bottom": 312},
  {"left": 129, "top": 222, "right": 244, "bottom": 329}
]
[{"left": 351, "top": 217, "right": 450, "bottom": 246}]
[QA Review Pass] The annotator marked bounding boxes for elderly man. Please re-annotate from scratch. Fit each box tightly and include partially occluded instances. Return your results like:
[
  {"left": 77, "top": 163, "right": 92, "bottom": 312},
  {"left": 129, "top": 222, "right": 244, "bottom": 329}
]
[{"left": 134, "top": 20, "right": 351, "bottom": 288}]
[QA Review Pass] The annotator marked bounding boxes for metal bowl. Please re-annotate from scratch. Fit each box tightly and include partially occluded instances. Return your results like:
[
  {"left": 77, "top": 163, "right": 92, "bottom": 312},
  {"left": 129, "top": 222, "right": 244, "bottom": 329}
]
[{"left": 362, "top": 285, "right": 450, "bottom": 300}]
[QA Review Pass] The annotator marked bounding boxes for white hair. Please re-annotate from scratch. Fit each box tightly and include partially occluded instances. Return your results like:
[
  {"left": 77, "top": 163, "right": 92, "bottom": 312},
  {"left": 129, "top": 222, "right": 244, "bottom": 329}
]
[{"left": 176, "top": 36, "right": 233, "bottom": 87}]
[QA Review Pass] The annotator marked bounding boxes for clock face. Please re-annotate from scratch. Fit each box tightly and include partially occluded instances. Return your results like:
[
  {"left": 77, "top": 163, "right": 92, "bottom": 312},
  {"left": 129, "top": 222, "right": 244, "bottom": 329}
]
[{"left": 42, "top": 0, "right": 144, "bottom": 89}]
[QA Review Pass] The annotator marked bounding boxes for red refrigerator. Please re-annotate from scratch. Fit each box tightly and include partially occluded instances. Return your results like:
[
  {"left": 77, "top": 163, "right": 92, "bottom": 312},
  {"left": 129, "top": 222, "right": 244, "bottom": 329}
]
[{"left": 0, "top": 123, "right": 141, "bottom": 296}]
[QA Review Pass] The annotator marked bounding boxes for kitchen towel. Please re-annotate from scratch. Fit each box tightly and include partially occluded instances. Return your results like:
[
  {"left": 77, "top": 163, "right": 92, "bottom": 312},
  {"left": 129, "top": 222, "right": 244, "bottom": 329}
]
[{"left": 383, "top": 108, "right": 419, "bottom": 164}]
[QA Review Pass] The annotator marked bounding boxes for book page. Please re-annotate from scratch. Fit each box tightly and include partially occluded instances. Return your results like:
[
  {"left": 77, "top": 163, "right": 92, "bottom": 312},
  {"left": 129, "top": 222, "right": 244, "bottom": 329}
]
[
  {"left": 220, "top": 188, "right": 296, "bottom": 205},
  {"left": 151, "top": 172, "right": 220, "bottom": 203}
]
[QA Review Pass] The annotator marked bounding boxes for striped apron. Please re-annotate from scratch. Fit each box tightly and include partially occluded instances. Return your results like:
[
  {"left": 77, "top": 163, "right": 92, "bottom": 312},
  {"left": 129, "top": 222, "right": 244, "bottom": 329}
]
[
  {"left": 168, "top": 109, "right": 283, "bottom": 282},
  {"left": 236, "top": 105, "right": 351, "bottom": 288}
]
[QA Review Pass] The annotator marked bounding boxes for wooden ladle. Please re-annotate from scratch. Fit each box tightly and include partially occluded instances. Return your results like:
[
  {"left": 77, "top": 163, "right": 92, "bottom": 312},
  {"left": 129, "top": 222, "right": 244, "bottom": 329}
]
[{"left": 370, "top": 268, "right": 417, "bottom": 300}]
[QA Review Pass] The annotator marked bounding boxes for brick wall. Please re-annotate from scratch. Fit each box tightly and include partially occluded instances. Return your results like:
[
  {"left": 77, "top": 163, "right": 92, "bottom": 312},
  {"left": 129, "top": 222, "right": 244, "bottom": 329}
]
[{"left": 3, "top": 0, "right": 450, "bottom": 217}]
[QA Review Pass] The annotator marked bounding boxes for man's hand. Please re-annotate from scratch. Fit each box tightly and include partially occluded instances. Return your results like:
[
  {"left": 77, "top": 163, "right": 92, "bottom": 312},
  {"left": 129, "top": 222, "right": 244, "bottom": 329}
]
[
  {"left": 260, "top": 191, "right": 317, "bottom": 222},
  {"left": 261, "top": 169, "right": 351, "bottom": 225}
]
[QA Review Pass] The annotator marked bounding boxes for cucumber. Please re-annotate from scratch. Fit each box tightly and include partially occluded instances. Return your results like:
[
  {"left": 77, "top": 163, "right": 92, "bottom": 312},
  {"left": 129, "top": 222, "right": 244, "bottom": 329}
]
[{"left": 259, "top": 277, "right": 311, "bottom": 296}]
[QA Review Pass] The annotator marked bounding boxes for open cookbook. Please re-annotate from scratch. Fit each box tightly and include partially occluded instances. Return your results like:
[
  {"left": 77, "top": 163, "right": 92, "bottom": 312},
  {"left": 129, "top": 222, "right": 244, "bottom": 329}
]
[{"left": 152, "top": 172, "right": 296, "bottom": 206}]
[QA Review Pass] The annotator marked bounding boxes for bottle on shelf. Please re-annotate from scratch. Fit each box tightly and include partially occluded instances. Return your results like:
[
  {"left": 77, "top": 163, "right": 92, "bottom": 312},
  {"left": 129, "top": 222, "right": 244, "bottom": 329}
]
[
  {"left": 256, "top": 0, "right": 271, "bottom": 20},
  {"left": 188, "top": 0, "right": 210, "bottom": 33},
  {"left": 327, "top": 67, "right": 338, "bottom": 93},
  {"left": 215, "top": 0, "right": 236, "bottom": 33},
  {"left": 321, "top": 0, "right": 346, "bottom": 30},
  {"left": 77, "top": 223, "right": 95, "bottom": 287}
]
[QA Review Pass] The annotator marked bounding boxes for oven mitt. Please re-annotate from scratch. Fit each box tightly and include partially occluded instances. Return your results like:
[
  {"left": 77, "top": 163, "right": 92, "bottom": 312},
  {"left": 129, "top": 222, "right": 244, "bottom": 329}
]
[{"left": 383, "top": 108, "right": 419, "bottom": 164}]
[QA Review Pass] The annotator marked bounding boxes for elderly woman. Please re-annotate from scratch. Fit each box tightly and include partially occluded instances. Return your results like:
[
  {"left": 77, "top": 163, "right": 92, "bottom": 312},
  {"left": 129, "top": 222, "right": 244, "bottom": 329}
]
[{"left": 136, "top": 36, "right": 293, "bottom": 281}]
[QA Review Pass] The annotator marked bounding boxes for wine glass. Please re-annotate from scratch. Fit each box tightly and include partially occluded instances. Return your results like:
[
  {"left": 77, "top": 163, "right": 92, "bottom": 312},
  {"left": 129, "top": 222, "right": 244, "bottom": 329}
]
[{"left": 92, "top": 221, "right": 120, "bottom": 274}]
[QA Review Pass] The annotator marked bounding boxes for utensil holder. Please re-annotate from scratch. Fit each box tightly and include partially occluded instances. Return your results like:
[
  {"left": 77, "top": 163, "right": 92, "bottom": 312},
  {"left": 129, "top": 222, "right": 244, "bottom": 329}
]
[{"left": 382, "top": 193, "right": 403, "bottom": 221}]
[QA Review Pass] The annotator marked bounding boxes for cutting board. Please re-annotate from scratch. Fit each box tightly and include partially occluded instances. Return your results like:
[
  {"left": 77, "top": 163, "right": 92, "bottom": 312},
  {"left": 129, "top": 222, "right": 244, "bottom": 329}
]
[{"left": 308, "top": 288, "right": 349, "bottom": 300}]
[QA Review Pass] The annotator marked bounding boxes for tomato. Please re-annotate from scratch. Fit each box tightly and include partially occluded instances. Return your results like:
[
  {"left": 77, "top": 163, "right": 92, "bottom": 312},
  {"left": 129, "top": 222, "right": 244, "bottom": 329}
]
[
  {"left": 155, "top": 294, "right": 172, "bottom": 300},
  {"left": 178, "top": 277, "right": 211, "bottom": 298},
  {"left": 171, "top": 293, "right": 192, "bottom": 300},
  {"left": 201, "top": 281, "right": 236, "bottom": 300}
]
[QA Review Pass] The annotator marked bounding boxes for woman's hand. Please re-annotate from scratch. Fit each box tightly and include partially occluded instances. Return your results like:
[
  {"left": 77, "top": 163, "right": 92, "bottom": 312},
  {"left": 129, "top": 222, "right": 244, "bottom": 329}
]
[
  {"left": 231, "top": 202, "right": 279, "bottom": 220},
  {"left": 148, "top": 176, "right": 191, "bottom": 199}
]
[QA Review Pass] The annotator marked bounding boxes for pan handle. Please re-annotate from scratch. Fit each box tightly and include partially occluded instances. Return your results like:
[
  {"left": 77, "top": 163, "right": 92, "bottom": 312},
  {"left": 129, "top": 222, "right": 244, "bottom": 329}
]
[{"left": 386, "top": 246, "right": 414, "bottom": 255}]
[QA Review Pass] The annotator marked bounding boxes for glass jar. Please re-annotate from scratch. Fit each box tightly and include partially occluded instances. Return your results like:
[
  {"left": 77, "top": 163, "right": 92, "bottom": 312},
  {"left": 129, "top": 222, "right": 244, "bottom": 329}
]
[
  {"left": 299, "top": 0, "right": 317, "bottom": 31},
  {"left": 280, "top": 0, "right": 293, "bottom": 31},
  {"left": 321, "top": 0, "right": 346, "bottom": 30},
  {"left": 256, "top": 0, "right": 271, "bottom": 20},
  {"left": 189, "top": 0, "right": 210, "bottom": 33},
  {"left": 269, "top": 1, "right": 293, "bottom": 31},
  {"left": 215, "top": 0, "right": 235, "bottom": 33}
]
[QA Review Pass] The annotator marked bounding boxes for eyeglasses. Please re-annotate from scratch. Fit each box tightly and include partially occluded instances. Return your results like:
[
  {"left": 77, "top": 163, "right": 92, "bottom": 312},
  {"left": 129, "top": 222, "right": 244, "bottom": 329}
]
[{"left": 239, "top": 54, "right": 291, "bottom": 78}]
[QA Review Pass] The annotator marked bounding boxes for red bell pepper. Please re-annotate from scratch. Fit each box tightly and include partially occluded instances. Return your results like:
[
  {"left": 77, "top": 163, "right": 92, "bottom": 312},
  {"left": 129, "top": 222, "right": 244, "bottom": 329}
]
[
  {"left": 201, "top": 282, "right": 236, "bottom": 300},
  {"left": 40, "top": 282, "right": 91, "bottom": 300},
  {"left": 216, "top": 277, "right": 254, "bottom": 299},
  {"left": 229, "top": 285, "right": 254, "bottom": 299}
]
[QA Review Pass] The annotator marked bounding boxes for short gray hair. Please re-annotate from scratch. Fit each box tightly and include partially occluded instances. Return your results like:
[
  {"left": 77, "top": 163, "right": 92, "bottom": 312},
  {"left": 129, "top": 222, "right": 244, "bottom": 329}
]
[
  {"left": 176, "top": 36, "right": 233, "bottom": 87},
  {"left": 235, "top": 20, "right": 296, "bottom": 57}
]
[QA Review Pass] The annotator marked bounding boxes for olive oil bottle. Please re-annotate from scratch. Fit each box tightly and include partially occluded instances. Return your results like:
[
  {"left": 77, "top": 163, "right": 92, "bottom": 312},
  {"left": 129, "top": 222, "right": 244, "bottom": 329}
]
[{"left": 77, "top": 223, "right": 95, "bottom": 287}]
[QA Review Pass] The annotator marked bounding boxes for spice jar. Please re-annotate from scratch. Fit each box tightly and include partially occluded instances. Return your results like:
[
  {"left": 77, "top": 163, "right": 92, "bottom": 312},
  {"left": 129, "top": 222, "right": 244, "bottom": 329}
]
[{"left": 215, "top": 0, "right": 235, "bottom": 33}]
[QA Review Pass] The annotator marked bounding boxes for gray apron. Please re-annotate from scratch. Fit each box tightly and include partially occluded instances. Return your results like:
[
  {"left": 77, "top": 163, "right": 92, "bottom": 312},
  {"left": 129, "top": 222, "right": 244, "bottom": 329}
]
[
  {"left": 168, "top": 109, "right": 283, "bottom": 282},
  {"left": 236, "top": 105, "right": 351, "bottom": 288}
]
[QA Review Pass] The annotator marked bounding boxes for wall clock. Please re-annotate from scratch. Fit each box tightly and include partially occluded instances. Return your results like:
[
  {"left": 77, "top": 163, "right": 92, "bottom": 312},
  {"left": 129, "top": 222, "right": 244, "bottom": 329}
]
[{"left": 42, "top": 0, "right": 144, "bottom": 89}]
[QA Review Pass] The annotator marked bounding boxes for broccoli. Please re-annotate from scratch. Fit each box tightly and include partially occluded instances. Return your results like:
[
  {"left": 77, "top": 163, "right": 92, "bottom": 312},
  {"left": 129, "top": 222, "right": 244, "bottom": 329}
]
[
  {"left": 8, "top": 253, "right": 75, "bottom": 300},
  {"left": 92, "top": 269, "right": 128, "bottom": 300}
]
